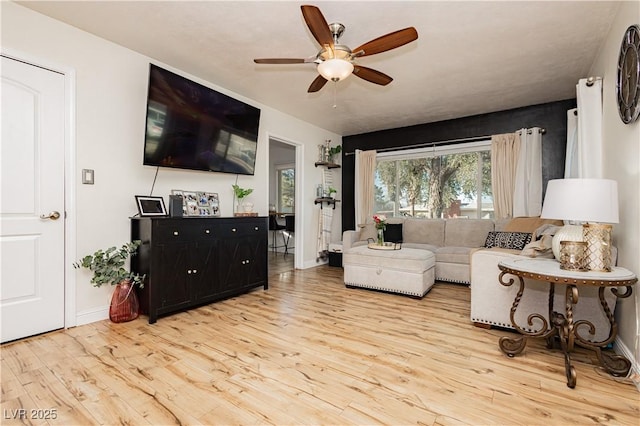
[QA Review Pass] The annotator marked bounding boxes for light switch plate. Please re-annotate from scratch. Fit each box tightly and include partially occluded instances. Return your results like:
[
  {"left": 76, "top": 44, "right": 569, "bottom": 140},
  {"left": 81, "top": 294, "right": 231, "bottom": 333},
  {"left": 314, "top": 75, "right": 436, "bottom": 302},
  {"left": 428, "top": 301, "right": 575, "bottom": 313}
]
[{"left": 82, "top": 169, "right": 94, "bottom": 184}]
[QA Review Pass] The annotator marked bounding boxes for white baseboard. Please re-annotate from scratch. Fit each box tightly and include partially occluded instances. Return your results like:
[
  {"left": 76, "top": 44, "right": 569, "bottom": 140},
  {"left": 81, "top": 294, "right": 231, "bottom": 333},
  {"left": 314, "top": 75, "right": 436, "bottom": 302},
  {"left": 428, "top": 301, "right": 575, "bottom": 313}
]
[
  {"left": 615, "top": 335, "right": 640, "bottom": 391},
  {"left": 304, "top": 258, "right": 328, "bottom": 269},
  {"left": 75, "top": 307, "right": 108, "bottom": 326}
]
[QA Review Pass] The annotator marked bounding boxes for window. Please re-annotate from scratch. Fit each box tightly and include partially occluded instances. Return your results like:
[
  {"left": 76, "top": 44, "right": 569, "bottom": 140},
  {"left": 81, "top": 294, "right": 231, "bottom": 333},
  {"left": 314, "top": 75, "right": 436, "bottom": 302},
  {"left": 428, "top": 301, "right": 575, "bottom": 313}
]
[
  {"left": 276, "top": 164, "right": 295, "bottom": 213},
  {"left": 374, "top": 141, "right": 493, "bottom": 219}
]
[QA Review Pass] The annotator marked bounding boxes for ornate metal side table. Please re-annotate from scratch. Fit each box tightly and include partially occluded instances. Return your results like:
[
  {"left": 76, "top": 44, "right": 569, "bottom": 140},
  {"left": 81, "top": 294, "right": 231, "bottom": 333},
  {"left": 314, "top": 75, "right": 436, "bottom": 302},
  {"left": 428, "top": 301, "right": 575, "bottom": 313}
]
[{"left": 497, "top": 258, "right": 636, "bottom": 388}]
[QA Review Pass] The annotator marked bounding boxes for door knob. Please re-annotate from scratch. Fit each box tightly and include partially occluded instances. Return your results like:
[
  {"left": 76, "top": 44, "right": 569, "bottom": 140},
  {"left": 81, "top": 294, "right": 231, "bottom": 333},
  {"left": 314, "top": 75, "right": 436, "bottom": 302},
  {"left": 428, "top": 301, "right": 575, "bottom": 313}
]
[{"left": 40, "top": 211, "right": 61, "bottom": 220}]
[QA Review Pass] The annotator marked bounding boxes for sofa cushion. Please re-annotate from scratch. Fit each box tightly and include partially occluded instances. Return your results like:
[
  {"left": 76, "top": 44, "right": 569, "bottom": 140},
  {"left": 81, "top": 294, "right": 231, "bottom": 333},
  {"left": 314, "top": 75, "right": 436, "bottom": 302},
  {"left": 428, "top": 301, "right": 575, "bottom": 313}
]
[
  {"left": 403, "top": 218, "right": 445, "bottom": 246},
  {"left": 435, "top": 246, "right": 474, "bottom": 264},
  {"left": 493, "top": 217, "right": 512, "bottom": 232},
  {"left": 360, "top": 223, "right": 378, "bottom": 242},
  {"left": 504, "top": 217, "right": 564, "bottom": 239},
  {"left": 384, "top": 223, "right": 403, "bottom": 243},
  {"left": 360, "top": 217, "right": 403, "bottom": 242},
  {"left": 344, "top": 245, "right": 435, "bottom": 274},
  {"left": 444, "top": 219, "right": 495, "bottom": 247},
  {"left": 401, "top": 242, "right": 439, "bottom": 252},
  {"left": 484, "top": 231, "right": 532, "bottom": 251}
]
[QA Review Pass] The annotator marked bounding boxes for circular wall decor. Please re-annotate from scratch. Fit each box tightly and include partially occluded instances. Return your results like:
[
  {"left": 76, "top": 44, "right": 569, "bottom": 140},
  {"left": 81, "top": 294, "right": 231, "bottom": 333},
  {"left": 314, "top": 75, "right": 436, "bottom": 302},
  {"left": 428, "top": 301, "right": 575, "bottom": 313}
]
[{"left": 616, "top": 24, "right": 640, "bottom": 124}]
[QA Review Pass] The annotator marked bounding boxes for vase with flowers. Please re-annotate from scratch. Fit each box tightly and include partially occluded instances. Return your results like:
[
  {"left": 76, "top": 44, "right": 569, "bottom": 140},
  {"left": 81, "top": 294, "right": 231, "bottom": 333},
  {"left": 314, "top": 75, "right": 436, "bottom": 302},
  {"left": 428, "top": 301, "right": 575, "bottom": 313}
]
[{"left": 373, "top": 214, "right": 387, "bottom": 245}]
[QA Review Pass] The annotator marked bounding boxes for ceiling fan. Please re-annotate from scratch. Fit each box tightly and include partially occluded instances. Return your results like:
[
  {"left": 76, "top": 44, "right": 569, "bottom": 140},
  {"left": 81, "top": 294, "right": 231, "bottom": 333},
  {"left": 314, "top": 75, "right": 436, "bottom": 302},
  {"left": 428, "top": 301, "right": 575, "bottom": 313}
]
[{"left": 253, "top": 5, "right": 418, "bottom": 93}]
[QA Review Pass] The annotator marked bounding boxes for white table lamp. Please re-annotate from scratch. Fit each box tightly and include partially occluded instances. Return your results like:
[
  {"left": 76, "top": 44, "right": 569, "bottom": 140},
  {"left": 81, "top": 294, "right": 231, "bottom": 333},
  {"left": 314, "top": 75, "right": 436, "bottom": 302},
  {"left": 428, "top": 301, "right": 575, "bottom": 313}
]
[{"left": 540, "top": 179, "right": 618, "bottom": 271}]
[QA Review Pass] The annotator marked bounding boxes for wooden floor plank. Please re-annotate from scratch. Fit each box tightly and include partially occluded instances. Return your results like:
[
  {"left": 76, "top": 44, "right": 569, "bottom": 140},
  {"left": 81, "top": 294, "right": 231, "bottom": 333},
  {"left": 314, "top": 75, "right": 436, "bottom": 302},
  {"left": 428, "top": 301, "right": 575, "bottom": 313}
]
[{"left": 1, "top": 260, "right": 637, "bottom": 425}]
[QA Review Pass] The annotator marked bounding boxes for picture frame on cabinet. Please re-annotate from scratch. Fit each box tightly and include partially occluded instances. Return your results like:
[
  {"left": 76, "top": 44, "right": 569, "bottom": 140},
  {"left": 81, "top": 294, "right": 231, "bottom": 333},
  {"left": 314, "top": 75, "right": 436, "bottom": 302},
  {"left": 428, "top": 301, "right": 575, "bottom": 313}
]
[
  {"left": 135, "top": 195, "right": 168, "bottom": 217},
  {"left": 174, "top": 190, "right": 220, "bottom": 217},
  {"left": 206, "top": 192, "right": 220, "bottom": 216},
  {"left": 182, "top": 191, "right": 199, "bottom": 216}
]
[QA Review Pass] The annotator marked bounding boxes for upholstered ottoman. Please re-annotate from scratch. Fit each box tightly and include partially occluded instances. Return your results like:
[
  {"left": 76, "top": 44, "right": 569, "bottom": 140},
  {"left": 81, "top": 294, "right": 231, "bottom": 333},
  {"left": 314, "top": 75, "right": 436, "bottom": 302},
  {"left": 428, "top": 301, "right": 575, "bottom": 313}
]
[{"left": 343, "top": 245, "right": 436, "bottom": 297}]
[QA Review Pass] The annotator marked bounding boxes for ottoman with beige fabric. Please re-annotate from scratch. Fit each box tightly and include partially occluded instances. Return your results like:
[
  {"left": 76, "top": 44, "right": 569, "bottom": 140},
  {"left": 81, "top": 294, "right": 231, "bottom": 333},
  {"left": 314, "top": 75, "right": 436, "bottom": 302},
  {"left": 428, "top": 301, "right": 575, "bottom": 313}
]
[{"left": 343, "top": 245, "right": 436, "bottom": 297}]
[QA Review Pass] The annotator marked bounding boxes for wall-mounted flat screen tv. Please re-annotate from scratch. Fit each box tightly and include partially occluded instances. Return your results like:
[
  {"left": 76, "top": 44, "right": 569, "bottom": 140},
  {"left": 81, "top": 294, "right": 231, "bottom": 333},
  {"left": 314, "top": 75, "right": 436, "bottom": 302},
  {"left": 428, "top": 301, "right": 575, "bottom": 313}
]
[{"left": 143, "top": 64, "right": 261, "bottom": 175}]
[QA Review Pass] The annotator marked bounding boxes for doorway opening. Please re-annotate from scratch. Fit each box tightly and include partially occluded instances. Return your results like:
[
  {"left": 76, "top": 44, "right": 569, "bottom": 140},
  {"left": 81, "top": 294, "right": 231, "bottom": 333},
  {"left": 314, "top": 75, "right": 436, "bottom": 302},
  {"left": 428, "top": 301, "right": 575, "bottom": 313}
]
[{"left": 268, "top": 136, "right": 302, "bottom": 273}]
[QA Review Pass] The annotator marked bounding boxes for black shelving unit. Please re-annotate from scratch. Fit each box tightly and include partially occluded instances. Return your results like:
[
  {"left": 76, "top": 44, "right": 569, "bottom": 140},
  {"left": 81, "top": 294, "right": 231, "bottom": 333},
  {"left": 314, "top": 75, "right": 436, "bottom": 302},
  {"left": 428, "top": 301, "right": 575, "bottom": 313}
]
[
  {"left": 314, "top": 197, "right": 340, "bottom": 209},
  {"left": 314, "top": 161, "right": 341, "bottom": 169}
]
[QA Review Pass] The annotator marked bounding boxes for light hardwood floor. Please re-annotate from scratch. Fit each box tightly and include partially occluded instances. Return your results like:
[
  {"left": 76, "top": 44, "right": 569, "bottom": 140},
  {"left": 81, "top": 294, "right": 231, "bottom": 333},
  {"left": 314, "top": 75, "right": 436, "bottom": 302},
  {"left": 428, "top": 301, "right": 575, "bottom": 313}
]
[
  {"left": 267, "top": 251, "right": 294, "bottom": 275},
  {"left": 1, "top": 263, "right": 638, "bottom": 425}
]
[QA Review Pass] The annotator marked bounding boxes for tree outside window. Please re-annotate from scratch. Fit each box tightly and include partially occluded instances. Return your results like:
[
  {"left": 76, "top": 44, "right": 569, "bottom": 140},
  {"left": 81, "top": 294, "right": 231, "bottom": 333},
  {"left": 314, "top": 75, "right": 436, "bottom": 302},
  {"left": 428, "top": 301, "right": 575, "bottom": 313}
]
[{"left": 374, "top": 144, "right": 492, "bottom": 219}]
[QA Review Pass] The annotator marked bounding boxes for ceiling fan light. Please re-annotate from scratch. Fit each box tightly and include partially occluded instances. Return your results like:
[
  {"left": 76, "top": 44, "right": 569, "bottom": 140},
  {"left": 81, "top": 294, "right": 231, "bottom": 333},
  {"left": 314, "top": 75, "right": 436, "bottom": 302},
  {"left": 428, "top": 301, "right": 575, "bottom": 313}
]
[{"left": 317, "top": 59, "right": 354, "bottom": 82}]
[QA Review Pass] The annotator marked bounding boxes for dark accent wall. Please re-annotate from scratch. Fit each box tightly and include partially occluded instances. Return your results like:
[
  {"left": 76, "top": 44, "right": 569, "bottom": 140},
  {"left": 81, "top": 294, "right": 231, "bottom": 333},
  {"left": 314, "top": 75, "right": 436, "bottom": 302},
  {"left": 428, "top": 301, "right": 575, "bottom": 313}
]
[{"left": 341, "top": 99, "right": 576, "bottom": 232}]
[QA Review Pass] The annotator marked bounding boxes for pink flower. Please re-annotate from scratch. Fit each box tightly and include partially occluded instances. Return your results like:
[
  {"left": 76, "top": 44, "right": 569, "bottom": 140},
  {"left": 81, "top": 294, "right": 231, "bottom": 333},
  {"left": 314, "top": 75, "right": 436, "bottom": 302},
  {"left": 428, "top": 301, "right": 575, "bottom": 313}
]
[{"left": 373, "top": 214, "right": 387, "bottom": 229}]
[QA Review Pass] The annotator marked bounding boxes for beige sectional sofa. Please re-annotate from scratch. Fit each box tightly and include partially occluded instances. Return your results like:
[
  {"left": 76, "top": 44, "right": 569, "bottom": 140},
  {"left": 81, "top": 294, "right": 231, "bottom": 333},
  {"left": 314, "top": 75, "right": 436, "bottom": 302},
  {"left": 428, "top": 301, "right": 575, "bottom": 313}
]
[
  {"left": 342, "top": 217, "right": 505, "bottom": 285},
  {"left": 343, "top": 216, "right": 618, "bottom": 342}
]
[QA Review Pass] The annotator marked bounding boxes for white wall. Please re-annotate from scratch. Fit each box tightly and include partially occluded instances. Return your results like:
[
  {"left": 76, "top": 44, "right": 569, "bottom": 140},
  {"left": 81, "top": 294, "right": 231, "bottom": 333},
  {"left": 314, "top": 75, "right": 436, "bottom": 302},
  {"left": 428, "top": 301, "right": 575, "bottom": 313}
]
[
  {"left": 2, "top": 2, "right": 341, "bottom": 324},
  {"left": 589, "top": 1, "right": 640, "bottom": 370}
]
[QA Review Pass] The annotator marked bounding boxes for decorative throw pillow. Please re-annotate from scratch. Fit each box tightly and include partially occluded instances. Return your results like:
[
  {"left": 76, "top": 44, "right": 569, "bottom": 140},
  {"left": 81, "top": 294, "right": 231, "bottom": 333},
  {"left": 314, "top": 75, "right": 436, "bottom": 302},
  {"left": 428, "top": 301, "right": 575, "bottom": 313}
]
[
  {"left": 503, "top": 217, "right": 564, "bottom": 239},
  {"left": 384, "top": 223, "right": 403, "bottom": 243},
  {"left": 484, "top": 231, "right": 532, "bottom": 251}
]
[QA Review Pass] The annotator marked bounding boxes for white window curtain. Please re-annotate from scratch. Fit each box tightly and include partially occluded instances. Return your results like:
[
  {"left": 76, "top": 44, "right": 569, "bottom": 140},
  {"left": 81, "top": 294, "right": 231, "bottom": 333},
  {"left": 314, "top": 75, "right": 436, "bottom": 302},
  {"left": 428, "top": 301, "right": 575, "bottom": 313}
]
[
  {"left": 354, "top": 149, "right": 377, "bottom": 227},
  {"left": 513, "top": 128, "right": 543, "bottom": 217},
  {"left": 564, "top": 108, "right": 578, "bottom": 178},
  {"left": 565, "top": 78, "right": 603, "bottom": 178},
  {"left": 490, "top": 133, "right": 521, "bottom": 219}
]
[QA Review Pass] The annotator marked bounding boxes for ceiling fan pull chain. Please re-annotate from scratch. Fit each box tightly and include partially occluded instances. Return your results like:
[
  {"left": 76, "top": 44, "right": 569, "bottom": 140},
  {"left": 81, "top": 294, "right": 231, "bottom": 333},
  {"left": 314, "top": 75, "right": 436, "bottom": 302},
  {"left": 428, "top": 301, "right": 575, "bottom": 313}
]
[{"left": 332, "top": 81, "right": 338, "bottom": 108}]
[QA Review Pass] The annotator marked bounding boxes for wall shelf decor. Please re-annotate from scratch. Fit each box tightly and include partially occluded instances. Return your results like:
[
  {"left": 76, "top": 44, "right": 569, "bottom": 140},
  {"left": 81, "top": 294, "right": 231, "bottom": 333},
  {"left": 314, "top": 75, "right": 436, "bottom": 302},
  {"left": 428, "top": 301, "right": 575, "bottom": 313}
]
[
  {"left": 314, "top": 197, "right": 340, "bottom": 209},
  {"left": 314, "top": 161, "right": 341, "bottom": 169}
]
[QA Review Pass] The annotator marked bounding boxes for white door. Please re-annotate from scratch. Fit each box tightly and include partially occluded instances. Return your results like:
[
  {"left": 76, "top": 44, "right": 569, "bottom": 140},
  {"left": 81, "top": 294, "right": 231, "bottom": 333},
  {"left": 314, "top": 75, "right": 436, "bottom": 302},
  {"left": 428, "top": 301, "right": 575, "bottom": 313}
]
[{"left": 1, "top": 56, "right": 66, "bottom": 343}]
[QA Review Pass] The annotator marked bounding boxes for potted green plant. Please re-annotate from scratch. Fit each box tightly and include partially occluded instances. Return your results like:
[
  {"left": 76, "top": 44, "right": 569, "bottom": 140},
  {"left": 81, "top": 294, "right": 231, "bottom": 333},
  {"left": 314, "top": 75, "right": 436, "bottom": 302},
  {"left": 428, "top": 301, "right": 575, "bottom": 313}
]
[
  {"left": 328, "top": 187, "right": 337, "bottom": 198},
  {"left": 328, "top": 145, "right": 342, "bottom": 163},
  {"left": 232, "top": 184, "right": 254, "bottom": 213},
  {"left": 73, "top": 241, "right": 145, "bottom": 323}
]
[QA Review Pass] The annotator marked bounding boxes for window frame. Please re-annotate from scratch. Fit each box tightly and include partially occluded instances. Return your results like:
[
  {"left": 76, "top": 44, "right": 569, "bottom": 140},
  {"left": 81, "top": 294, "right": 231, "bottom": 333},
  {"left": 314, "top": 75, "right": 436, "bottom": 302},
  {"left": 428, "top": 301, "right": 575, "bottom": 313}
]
[
  {"left": 275, "top": 162, "right": 295, "bottom": 213},
  {"left": 375, "top": 140, "right": 492, "bottom": 219}
]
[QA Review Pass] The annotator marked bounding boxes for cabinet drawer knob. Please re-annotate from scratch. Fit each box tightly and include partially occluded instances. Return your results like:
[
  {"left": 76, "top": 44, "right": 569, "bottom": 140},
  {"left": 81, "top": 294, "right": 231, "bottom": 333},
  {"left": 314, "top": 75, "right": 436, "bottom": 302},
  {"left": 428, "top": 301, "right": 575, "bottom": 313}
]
[
  {"left": 245, "top": 259, "right": 250, "bottom": 264},
  {"left": 173, "top": 231, "right": 179, "bottom": 236},
  {"left": 187, "top": 270, "right": 192, "bottom": 274},
  {"left": 193, "top": 269, "right": 197, "bottom": 274},
  {"left": 205, "top": 229, "right": 210, "bottom": 234},
  {"left": 232, "top": 228, "right": 237, "bottom": 232},
  {"left": 254, "top": 227, "right": 259, "bottom": 231}
]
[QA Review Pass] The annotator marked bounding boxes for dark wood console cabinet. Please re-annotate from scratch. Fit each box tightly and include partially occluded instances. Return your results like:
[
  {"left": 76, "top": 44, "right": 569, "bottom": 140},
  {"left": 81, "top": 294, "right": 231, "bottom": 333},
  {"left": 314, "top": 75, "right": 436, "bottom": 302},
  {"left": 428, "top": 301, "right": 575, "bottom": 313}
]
[{"left": 131, "top": 216, "right": 268, "bottom": 323}]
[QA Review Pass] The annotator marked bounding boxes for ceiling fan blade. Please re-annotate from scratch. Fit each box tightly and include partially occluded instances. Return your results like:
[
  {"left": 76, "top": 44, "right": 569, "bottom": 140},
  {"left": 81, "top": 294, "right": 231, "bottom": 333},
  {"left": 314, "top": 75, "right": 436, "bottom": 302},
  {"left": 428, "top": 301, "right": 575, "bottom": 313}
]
[
  {"left": 352, "top": 27, "right": 418, "bottom": 57},
  {"left": 254, "top": 58, "right": 306, "bottom": 64},
  {"left": 301, "top": 5, "right": 334, "bottom": 49},
  {"left": 353, "top": 66, "right": 393, "bottom": 86},
  {"left": 308, "top": 75, "right": 328, "bottom": 93}
]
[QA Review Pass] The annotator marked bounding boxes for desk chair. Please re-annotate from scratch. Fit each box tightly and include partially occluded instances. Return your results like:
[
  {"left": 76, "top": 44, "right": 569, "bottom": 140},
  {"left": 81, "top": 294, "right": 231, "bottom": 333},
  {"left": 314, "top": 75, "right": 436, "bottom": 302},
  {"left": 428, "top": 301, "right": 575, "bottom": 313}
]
[
  {"left": 283, "top": 215, "right": 295, "bottom": 257},
  {"left": 269, "top": 215, "right": 286, "bottom": 252}
]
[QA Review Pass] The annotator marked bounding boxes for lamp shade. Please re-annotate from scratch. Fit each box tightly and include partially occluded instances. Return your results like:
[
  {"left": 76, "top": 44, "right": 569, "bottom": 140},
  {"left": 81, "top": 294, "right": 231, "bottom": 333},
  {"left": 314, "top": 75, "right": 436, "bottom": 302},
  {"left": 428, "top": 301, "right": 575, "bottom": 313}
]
[
  {"left": 317, "top": 59, "right": 354, "bottom": 82},
  {"left": 540, "top": 178, "right": 619, "bottom": 223}
]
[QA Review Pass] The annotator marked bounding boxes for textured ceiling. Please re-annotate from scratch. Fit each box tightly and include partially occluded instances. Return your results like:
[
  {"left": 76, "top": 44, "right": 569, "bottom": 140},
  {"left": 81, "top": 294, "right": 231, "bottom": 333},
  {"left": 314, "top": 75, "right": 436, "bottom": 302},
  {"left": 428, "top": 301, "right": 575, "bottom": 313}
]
[{"left": 17, "top": 1, "right": 620, "bottom": 136}]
